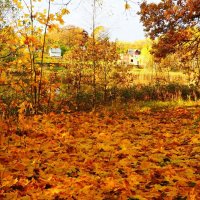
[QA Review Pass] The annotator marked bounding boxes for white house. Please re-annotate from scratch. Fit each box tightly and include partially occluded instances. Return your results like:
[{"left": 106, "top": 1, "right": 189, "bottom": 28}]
[
  {"left": 127, "top": 49, "right": 141, "bottom": 66},
  {"left": 119, "top": 49, "right": 141, "bottom": 66},
  {"left": 49, "top": 48, "right": 62, "bottom": 57}
]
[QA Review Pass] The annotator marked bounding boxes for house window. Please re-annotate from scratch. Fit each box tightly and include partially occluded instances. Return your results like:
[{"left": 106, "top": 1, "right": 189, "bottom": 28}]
[{"left": 131, "top": 59, "right": 133, "bottom": 62}]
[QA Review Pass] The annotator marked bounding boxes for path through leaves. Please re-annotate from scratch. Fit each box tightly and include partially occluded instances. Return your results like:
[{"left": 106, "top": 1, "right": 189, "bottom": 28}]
[{"left": 0, "top": 107, "right": 200, "bottom": 199}]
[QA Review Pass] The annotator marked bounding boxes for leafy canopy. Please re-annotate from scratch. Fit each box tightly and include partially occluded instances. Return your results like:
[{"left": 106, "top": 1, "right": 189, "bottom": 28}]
[{"left": 138, "top": 0, "right": 200, "bottom": 59}]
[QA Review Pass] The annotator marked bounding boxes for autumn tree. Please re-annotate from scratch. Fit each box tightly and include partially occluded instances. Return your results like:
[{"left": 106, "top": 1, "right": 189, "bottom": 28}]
[
  {"left": 0, "top": 0, "right": 70, "bottom": 116},
  {"left": 0, "top": 0, "right": 17, "bottom": 27},
  {"left": 0, "top": 1, "right": 21, "bottom": 117},
  {"left": 60, "top": 27, "right": 89, "bottom": 107},
  {"left": 47, "top": 25, "right": 88, "bottom": 57},
  {"left": 91, "top": 34, "right": 118, "bottom": 103},
  {"left": 59, "top": 27, "right": 118, "bottom": 109},
  {"left": 138, "top": 0, "right": 200, "bottom": 84},
  {"left": 0, "top": 0, "right": 18, "bottom": 61},
  {"left": 45, "top": 21, "right": 119, "bottom": 110}
]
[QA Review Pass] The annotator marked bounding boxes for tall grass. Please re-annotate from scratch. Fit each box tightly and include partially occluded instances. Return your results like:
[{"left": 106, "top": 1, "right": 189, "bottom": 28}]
[{"left": 129, "top": 68, "right": 188, "bottom": 85}]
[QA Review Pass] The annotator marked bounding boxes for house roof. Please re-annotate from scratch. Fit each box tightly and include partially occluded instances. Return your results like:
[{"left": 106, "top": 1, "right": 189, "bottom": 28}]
[
  {"left": 50, "top": 48, "right": 61, "bottom": 53},
  {"left": 127, "top": 49, "right": 141, "bottom": 56}
]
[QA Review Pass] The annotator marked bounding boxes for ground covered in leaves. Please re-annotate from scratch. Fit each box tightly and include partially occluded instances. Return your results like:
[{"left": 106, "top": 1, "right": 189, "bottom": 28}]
[{"left": 0, "top": 107, "right": 200, "bottom": 199}]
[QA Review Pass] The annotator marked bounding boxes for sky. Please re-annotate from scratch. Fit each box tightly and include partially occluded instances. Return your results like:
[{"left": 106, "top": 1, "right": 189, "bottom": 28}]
[
  {"left": 63, "top": 0, "right": 144, "bottom": 42},
  {"left": 32, "top": 0, "right": 160, "bottom": 42}
]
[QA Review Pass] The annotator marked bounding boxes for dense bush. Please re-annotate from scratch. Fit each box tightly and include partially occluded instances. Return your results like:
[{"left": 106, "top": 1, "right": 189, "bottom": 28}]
[
  {"left": 61, "top": 83, "right": 200, "bottom": 111},
  {"left": 1, "top": 82, "right": 200, "bottom": 116}
]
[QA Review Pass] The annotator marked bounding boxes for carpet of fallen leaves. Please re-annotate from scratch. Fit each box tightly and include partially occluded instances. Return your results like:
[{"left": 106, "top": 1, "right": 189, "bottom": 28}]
[{"left": 0, "top": 107, "right": 200, "bottom": 200}]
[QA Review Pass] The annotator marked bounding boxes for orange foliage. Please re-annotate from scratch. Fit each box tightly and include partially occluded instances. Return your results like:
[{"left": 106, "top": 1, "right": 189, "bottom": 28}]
[{"left": 0, "top": 107, "right": 200, "bottom": 199}]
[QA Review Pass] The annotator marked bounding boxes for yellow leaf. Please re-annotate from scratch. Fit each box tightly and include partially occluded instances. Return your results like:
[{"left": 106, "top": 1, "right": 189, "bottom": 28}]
[
  {"left": 104, "top": 177, "right": 115, "bottom": 190},
  {"left": 191, "top": 136, "right": 199, "bottom": 144},
  {"left": 61, "top": 8, "right": 70, "bottom": 15},
  {"left": 125, "top": 2, "right": 131, "bottom": 10}
]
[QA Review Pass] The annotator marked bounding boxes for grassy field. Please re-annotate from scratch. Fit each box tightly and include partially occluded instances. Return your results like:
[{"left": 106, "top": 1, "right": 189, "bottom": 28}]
[{"left": 129, "top": 68, "right": 188, "bottom": 85}]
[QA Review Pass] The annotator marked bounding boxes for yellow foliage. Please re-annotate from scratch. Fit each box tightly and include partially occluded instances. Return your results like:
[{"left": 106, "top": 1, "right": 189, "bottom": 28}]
[
  {"left": 61, "top": 8, "right": 70, "bottom": 15},
  {"left": 125, "top": 2, "right": 131, "bottom": 10}
]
